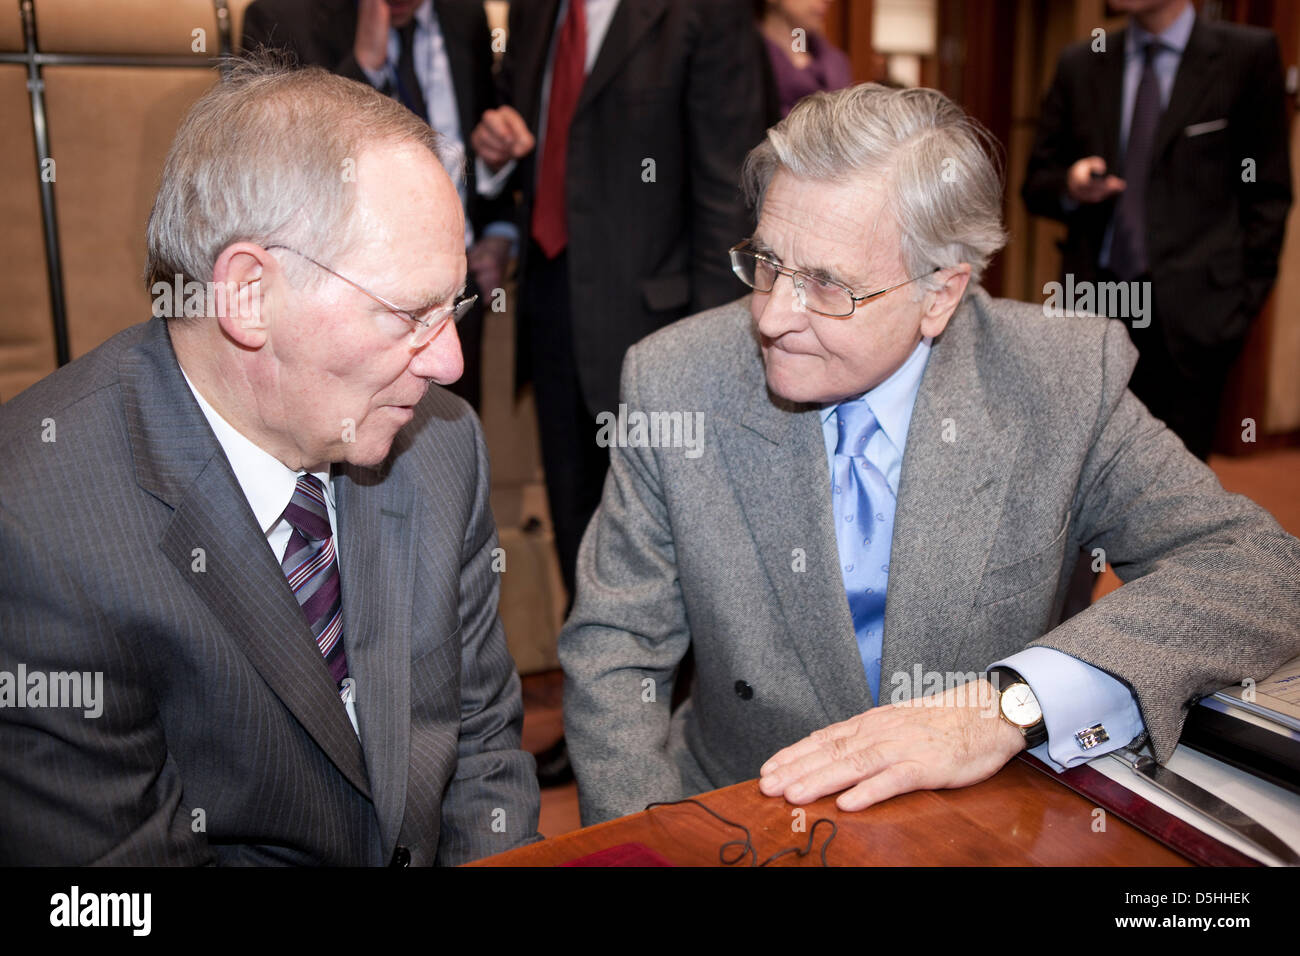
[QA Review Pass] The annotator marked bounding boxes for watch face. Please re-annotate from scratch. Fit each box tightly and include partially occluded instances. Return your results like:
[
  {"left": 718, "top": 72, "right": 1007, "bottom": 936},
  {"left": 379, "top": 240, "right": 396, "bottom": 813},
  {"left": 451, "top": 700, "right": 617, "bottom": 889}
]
[{"left": 1001, "top": 682, "right": 1043, "bottom": 728}]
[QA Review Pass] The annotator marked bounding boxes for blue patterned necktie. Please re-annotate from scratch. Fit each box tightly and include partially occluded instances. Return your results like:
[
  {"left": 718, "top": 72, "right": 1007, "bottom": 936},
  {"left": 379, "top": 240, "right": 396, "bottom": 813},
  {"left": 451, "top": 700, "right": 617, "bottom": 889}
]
[
  {"left": 831, "top": 400, "right": 896, "bottom": 704},
  {"left": 1111, "top": 41, "right": 1164, "bottom": 280},
  {"left": 281, "top": 474, "right": 349, "bottom": 698}
]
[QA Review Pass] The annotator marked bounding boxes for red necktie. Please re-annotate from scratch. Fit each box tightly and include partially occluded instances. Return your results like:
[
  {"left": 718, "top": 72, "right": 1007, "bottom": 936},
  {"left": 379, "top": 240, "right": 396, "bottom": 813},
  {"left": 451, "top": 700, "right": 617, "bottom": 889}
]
[{"left": 531, "top": 0, "right": 587, "bottom": 258}]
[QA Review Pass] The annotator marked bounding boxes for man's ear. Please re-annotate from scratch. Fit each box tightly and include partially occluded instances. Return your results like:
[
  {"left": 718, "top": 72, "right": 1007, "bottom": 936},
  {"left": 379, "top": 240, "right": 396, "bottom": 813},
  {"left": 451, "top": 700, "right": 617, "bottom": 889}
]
[
  {"left": 919, "top": 264, "right": 972, "bottom": 338},
  {"left": 211, "top": 242, "right": 274, "bottom": 349}
]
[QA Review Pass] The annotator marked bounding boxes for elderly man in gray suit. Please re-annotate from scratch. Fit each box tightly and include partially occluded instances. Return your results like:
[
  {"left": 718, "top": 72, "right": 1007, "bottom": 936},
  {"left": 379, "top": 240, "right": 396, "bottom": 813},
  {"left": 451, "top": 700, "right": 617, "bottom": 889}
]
[
  {"left": 559, "top": 83, "right": 1300, "bottom": 825},
  {"left": 0, "top": 61, "right": 539, "bottom": 864}
]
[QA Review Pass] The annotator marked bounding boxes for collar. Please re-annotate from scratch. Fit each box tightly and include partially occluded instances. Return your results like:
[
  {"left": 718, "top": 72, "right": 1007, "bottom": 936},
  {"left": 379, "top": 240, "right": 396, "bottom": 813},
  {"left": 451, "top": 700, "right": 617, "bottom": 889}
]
[
  {"left": 1127, "top": 3, "right": 1195, "bottom": 56},
  {"left": 179, "top": 367, "right": 333, "bottom": 535},
  {"left": 820, "top": 336, "right": 932, "bottom": 455}
]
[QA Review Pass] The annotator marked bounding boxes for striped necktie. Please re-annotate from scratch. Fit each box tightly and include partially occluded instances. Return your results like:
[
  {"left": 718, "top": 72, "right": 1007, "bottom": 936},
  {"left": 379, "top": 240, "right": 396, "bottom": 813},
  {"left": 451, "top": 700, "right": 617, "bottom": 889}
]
[{"left": 281, "top": 474, "right": 349, "bottom": 696}]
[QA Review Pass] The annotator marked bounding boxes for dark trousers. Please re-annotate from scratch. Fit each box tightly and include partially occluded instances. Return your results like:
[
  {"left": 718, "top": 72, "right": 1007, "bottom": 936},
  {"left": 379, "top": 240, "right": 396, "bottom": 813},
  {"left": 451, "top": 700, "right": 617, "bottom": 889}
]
[
  {"left": 1127, "top": 321, "right": 1231, "bottom": 463},
  {"left": 523, "top": 244, "right": 609, "bottom": 608},
  {"left": 1061, "top": 267, "right": 1237, "bottom": 622},
  {"left": 1102, "top": 269, "right": 1233, "bottom": 463}
]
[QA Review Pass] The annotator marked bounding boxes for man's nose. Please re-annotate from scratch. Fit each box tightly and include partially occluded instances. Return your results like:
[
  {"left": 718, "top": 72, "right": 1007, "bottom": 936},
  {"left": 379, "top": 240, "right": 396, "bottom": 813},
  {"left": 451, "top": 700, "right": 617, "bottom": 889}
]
[
  {"left": 409, "top": 319, "right": 464, "bottom": 385},
  {"left": 753, "top": 274, "right": 811, "bottom": 339}
]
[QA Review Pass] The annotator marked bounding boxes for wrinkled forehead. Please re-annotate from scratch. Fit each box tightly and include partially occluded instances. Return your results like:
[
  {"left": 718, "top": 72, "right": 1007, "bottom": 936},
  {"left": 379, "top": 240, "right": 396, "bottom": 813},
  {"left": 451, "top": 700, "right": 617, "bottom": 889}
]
[
  {"left": 327, "top": 145, "right": 466, "bottom": 301},
  {"left": 335, "top": 146, "right": 460, "bottom": 268},
  {"left": 755, "top": 169, "right": 903, "bottom": 278}
]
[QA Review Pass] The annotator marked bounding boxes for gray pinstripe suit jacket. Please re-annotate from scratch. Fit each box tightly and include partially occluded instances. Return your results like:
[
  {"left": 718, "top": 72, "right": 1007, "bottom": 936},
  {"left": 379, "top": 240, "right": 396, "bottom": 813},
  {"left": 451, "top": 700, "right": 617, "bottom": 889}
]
[
  {"left": 0, "top": 318, "right": 540, "bottom": 864},
  {"left": 559, "top": 289, "right": 1300, "bottom": 825}
]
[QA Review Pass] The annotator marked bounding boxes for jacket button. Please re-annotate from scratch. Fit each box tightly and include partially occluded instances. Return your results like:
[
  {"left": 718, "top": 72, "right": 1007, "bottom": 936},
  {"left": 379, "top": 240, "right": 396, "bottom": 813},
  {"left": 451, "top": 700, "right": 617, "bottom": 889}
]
[
  {"left": 734, "top": 680, "right": 753, "bottom": 700},
  {"left": 390, "top": 845, "right": 411, "bottom": 867}
]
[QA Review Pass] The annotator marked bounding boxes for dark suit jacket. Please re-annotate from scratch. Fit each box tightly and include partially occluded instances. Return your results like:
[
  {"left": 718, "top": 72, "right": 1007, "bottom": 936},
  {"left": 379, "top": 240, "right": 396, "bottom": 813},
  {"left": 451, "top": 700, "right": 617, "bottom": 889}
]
[
  {"left": 1022, "top": 17, "right": 1291, "bottom": 367},
  {"left": 499, "top": 0, "right": 768, "bottom": 412},
  {"left": 242, "top": 0, "right": 510, "bottom": 237},
  {"left": 0, "top": 319, "right": 540, "bottom": 864}
]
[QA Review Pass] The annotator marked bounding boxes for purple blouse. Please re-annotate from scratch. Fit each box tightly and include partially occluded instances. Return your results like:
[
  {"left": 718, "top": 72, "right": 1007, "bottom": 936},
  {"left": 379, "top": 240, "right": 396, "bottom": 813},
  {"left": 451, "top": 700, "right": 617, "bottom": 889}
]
[{"left": 764, "top": 30, "right": 854, "bottom": 118}]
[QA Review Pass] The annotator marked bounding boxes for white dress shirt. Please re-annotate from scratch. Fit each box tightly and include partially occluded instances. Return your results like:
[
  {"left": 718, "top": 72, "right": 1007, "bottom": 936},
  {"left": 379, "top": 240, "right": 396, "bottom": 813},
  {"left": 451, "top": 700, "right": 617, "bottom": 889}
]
[{"left": 181, "top": 368, "right": 359, "bottom": 735}]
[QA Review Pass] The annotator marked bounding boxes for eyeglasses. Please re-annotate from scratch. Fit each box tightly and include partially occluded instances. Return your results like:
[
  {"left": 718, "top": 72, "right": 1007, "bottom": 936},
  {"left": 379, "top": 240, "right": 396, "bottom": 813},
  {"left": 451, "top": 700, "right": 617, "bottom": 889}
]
[
  {"left": 267, "top": 244, "right": 477, "bottom": 347},
  {"left": 729, "top": 241, "right": 940, "bottom": 318}
]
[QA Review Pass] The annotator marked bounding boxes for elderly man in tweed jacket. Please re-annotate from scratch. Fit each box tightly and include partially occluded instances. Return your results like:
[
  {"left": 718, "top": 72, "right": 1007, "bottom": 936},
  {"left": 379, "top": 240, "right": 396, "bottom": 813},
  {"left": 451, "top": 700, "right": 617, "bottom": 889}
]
[{"left": 558, "top": 83, "right": 1300, "bottom": 826}]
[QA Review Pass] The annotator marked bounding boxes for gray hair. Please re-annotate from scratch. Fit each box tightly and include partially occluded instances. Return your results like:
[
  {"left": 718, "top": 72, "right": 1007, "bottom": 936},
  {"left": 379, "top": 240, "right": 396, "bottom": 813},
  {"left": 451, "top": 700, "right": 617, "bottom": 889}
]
[
  {"left": 145, "top": 54, "right": 454, "bottom": 294},
  {"left": 742, "top": 83, "right": 1007, "bottom": 289}
]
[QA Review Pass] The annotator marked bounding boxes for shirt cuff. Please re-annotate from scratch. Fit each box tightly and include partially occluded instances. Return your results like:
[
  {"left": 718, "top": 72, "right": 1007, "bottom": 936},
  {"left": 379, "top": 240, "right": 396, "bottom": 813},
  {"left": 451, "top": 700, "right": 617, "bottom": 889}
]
[
  {"left": 478, "top": 222, "right": 519, "bottom": 260},
  {"left": 991, "top": 646, "right": 1145, "bottom": 772},
  {"left": 360, "top": 61, "right": 392, "bottom": 91},
  {"left": 476, "top": 156, "right": 516, "bottom": 198}
]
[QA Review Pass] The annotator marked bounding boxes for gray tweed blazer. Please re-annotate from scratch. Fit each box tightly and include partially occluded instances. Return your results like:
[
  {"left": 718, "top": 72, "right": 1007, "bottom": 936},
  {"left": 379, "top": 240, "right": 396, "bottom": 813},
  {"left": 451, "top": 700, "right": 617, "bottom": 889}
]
[{"left": 560, "top": 288, "right": 1300, "bottom": 825}]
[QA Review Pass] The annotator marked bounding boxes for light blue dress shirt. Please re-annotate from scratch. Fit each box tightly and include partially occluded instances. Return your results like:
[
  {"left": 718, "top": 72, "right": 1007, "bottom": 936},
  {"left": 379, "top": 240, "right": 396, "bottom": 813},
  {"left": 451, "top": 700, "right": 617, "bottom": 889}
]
[
  {"left": 820, "top": 337, "right": 1145, "bottom": 771},
  {"left": 1099, "top": 3, "right": 1196, "bottom": 268}
]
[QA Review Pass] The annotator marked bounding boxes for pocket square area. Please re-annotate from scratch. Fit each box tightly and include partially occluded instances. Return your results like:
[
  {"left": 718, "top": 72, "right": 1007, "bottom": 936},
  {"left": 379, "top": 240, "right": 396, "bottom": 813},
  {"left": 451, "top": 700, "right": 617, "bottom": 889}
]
[{"left": 1184, "top": 118, "right": 1228, "bottom": 137}]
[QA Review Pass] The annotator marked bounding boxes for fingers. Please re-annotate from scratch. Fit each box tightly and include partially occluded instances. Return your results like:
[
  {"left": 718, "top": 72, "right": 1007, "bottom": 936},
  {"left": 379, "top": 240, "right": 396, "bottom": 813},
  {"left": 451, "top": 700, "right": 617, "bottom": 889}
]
[
  {"left": 758, "top": 692, "right": 1020, "bottom": 812},
  {"left": 477, "top": 110, "right": 514, "bottom": 146},
  {"left": 353, "top": 0, "right": 390, "bottom": 72},
  {"left": 471, "top": 267, "right": 500, "bottom": 293},
  {"left": 472, "top": 108, "right": 534, "bottom": 170},
  {"left": 497, "top": 107, "right": 535, "bottom": 158},
  {"left": 472, "top": 112, "right": 514, "bottom": 163},
  {"left": 776, "top": 739, "right": 905, "bottom": 806},
  {"left": 760, "top": 712, "right": 905, "bottom": 798},
  {"left": 480, "top": 108, "right": 518, "bottom": 141},
  {"left": 471, "top": 124, "right": 512, "bottom": 168},
  {"left": 479, "top": 107, "right": 535, "bottom": 157},
  {"left": 836, "top": 761, "right": 927, "bottom": 812},
  {"left": 1067, "top": 156, "right": 1123, "bottom": 203},
  {"left": 468, "top": 238, "right": 510, "bottom": 292},
  {"left": 759, "top": 712, "right": 867, "bottom": 776}
]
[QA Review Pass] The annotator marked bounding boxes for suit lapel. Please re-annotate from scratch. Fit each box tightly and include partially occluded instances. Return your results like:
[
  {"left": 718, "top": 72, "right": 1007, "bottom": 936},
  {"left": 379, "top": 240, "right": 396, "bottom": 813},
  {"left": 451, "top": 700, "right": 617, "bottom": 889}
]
[
  {"left": 715, "top": 349, "right": 869, "bottom": 726},
  {"left": 1099, "top": 29, "right": 1126, "bottom": 170},
  {"left": 1150, "top": 18, "right": 1222, "bottom": 167},
  {"left": 435, "top": 0, "right": 477, "bottom": 150},
  {"left": 576, "top": 0, "right": 668, "bottom": 115},
  {"left": 880, "top": 291, "right": 1022, "bottom": 690},
  {"left": 333, "top": 463, "right": 415, "bottom": 855},
  {"left": 517, "top": 0, "right": 562, "bottom": 130},
  {"left": 124, "top": 319, "right": 372, "bottom": 801}
]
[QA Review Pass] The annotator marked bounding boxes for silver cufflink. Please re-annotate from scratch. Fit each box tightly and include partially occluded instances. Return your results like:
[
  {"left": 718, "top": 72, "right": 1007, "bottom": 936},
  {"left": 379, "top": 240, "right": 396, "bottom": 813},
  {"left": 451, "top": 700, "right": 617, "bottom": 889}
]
[{"left": 1075, "top": 723, "right": 1109, "bottom": 750}]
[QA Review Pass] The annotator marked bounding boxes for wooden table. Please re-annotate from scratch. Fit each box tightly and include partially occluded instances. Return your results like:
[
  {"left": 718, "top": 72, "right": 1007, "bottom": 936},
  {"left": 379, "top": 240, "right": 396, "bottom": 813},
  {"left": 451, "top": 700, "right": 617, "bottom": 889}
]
[{"left": 472, "top": 755, "right": 1253, "bottom": 866}]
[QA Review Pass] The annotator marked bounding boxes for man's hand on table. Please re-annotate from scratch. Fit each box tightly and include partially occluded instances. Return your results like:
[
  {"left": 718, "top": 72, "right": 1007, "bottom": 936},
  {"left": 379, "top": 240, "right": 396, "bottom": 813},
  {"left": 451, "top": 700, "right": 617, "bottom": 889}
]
[{"left": 758, "top": 678, "right": 1027, "bottom": 811}]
